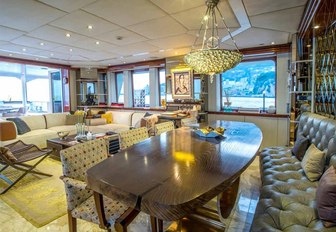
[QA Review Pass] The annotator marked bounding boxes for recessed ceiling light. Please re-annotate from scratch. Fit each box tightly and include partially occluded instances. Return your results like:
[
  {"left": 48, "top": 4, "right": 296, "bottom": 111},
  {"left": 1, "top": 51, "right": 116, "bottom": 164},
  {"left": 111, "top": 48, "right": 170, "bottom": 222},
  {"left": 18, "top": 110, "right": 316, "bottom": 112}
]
[
  {"left": 22, "top": 48, "right": 26, "bottom": 52},
  {"left": 35, "top": 58, "right": 39, "bottom": 60},
  {"left": 108, "top": 63, "right": 111, "bottom": 66},
  {"left": 9, "top": 53, "right": 12, "bottom": 56},
  {"left": 88, "top": 25, "right": 93, "bottom": 30},
  {"left": 123, "top": 61, "right": 126, "bottom": 64},
  {"left": 307, "top": 44, "right": 311, "bottom": 47},
  {"left": 40, "top": 42, "right": 44, "bottom": 46},
  {"left": 271, "top": 42, "right": 275, "bottom": 45},
  {"left": 69, "top": 48, "right": 73, "bottom": 52},
  {"left": 314, "top": 25, "right": 320, "bottom": 29},
  {"left": 66, "top": 33, "right": 71, "bottom": 38},
  {"left": 159, "top": 49, "right": 165, "bottom": 52},
  {"left": 95, "top": 41, "right": 100, "bottom": 45},
  {"left": 50, "top": 53, "right": 54, "bottom": 56}
]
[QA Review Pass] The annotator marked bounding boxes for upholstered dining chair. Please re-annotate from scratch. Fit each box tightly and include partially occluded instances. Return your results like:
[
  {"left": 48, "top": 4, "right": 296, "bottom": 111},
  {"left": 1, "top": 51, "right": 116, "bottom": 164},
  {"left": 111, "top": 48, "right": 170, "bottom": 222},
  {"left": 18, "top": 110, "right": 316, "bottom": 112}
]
[
  {"left": 154, "top": 121, "right": 175, "bottom": 136},
  {"left": 60, "top": 139, "right": 139, "bottom": 232},
  {"left": 118, "top": 127, "right": 149, "bottom": 150}
]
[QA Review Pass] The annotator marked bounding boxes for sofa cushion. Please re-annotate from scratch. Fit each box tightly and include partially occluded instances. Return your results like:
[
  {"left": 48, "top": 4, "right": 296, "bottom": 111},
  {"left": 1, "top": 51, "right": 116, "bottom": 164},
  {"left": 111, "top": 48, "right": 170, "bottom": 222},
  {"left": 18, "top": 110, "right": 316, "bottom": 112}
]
[
  {"left": 131, "top": 112, "right": 146, "bottom": 128},
  {"left": 44, "top": 113, "right": 67, "bottom": 128},
  {"left": 66, "top": 114, "right": 84, "bottom": 125},
  {"left": 17, "top": 129, "right": 57, "bottom": 148},
  {"left": 301, "top": 144, "right": 326, "bottom": 181},
  {"left": 92, "top": 124, "right": 130, "bottom": 134},
  {"left": 7, "top": 118, "right": 31, "bottom": 135},
  {"left": 292, "top": 133, "right": 310, "bottom": 161},
  {"left": 20, "top": 115, "right": 46, "bottom": 130},
  {"left": 316, "top": 165, "right": 336, "bottom": 228},
  {"left": 48, "top": 125, "right": 77, "bottom": 135},
  {"left": 106, "top": 111, "right": 133, "bottom": 126},
  {"left": 86, "top": 118, "right": 106, "bottom": 126}
]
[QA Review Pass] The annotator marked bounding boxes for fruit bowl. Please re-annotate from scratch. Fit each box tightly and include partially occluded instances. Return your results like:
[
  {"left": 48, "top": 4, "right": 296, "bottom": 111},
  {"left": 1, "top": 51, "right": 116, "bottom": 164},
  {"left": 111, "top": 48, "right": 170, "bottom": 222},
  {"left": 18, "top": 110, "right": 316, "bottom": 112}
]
[
  {"left": 194, "top": 126, "right": 225, "bottom": 138},
  {"left": 57, "top": 131, "right": 70, "bottom": 140}
]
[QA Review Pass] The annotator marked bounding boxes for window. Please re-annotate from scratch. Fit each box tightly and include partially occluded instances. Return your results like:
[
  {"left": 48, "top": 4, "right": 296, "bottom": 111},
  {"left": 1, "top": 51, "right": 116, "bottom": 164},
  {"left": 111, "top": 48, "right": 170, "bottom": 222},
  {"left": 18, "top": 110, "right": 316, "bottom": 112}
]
[
  {"left": 132, "top": 70, "right": 150, "bottom": 107},
  {"left": 115, "top": 72, "right": 124, "bottom": 103},
  {"left": 221, "top": 59, "right": 276, "bottom": 109},
  {"left": 194, "top": 77, "right": 201, "bottom": 100},
  {"left": 0, "top": 62, "right": 23, "bottom": 109},
  {"left": 159, "top": 68, "right": 166, "bottom": 105}
]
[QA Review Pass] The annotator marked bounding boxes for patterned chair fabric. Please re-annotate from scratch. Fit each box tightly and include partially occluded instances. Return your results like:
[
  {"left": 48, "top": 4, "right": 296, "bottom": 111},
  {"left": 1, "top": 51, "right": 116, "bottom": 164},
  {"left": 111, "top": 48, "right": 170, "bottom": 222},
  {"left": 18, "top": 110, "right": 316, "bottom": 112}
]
[
  {"left": 251, "top": 113, "right": 336, "bottom": 232},
  {"left": 154, "top": 121, "right": 175, "bottom": 135},
  {"left": 181, "top": 117, "right": 197, "bottom": 127},
  {"left": 60, "top": 139, "right": 129, "bottom": 226},
  {"left": 118, "top": 127, "right": 149, "bottom": 150}
]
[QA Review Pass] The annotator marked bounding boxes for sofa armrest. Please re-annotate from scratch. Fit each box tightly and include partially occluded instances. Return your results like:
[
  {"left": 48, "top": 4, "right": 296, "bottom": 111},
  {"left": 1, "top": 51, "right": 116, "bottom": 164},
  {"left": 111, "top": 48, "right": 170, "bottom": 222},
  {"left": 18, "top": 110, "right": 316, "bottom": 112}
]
[{"left": 0, "top": 121, "right": 17, "bottom": 141}]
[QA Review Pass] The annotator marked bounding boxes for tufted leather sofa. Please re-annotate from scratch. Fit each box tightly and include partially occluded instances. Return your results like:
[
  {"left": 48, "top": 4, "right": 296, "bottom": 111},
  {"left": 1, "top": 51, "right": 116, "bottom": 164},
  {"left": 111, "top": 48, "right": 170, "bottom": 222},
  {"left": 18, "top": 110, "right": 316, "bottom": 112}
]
[{"left": 251, "top": 113, "right": 336, "bottom": 232}]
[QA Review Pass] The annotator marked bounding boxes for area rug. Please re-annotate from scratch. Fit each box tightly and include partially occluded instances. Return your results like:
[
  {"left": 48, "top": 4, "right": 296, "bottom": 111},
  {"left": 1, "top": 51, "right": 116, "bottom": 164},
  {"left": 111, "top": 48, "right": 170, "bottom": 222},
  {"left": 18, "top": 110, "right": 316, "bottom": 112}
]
[{"left": 0, "top": 158, "right": 67, "bottom": 227}]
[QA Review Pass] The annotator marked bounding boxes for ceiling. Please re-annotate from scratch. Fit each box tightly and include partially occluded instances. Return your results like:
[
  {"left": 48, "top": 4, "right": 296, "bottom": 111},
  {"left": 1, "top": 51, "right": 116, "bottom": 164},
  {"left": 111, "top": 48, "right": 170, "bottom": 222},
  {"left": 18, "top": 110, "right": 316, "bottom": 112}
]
[{"left": 0, "top": 0, "right": 307, "bottom": 68}]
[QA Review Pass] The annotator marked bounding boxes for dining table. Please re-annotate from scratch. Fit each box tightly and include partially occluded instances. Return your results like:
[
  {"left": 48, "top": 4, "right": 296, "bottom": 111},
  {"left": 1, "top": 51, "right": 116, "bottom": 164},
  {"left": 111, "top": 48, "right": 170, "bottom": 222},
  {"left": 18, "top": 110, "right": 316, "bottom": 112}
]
[{"left": 86, "top": 120, "right": 262, "bottom": 231}]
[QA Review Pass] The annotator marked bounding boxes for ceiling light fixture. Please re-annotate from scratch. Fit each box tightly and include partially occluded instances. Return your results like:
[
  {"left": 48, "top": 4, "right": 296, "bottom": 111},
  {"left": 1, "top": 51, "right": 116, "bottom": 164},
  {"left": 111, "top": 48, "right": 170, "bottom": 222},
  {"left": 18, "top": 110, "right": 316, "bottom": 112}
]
[
  {"left": 88, "top": 25, "right": 93, "bottom": 30},
  {"left": 9, "top": 53, "right": 12, "bottom": 56},
  {"left": 95, "top": 41, "right": 100, "bottom": 45},
  {"left": 271, "top": 42, "right": 275, "bottom": 45},
  {"left": 22, "top": 48, "right": 26, "bottom": 52},
  {"left": 314, "top": 25, "right": 320, "bottom": 29},
  {"left": 184, "top": 0, "right": 242, "bottom": 83},
  {"left": 66, "top": 33, "right": 71, "bottom": 37},
  {"left": 69, "top": 48, "right": 73, "bottom": 52},
  {"left": 40, "top": 42, "right": 44, "bottom": 46},
  {"left": 50, "top": 53, "right": 54, "bottom": 56}
]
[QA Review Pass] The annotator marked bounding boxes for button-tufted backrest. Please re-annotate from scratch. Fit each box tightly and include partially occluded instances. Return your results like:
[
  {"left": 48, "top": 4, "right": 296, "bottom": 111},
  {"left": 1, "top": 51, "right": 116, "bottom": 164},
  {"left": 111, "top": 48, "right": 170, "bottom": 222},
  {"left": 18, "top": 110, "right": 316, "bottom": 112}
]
[{"left": 298, "top": 113, "right": 336, "bottom": 166}]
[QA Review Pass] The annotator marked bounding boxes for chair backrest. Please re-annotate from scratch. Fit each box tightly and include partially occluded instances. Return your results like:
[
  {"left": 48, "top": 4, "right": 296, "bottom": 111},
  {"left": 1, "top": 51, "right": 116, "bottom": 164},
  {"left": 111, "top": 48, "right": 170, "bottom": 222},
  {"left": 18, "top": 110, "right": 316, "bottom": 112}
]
[
  {"left": 118, "top": 127, "right": 149, "bottom": 150},
  {"left": 60, "top": 139, "right": 108, "bottom": 182},
  {"left": 154, "top": 121, "right": 175, "bottom": 135},
  {"left": 181, "top": 117, "right": 198, "bottom": 127}
]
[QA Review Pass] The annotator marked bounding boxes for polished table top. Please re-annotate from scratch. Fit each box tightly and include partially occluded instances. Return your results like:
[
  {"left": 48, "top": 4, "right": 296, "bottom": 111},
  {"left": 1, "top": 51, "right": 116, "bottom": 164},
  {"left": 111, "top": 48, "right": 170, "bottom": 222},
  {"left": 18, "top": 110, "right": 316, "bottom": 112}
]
[{"left": 86, "top": 120, "right": 262, "bottom": 221}]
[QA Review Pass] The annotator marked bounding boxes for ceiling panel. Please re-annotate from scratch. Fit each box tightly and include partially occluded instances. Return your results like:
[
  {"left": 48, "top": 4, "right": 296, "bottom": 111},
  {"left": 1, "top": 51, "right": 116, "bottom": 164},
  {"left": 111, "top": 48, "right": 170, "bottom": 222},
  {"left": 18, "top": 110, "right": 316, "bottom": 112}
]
[
  {"left": 149, "top": 0, "right": 204, "bottom": 14},
  {"left": 73, "top": 38, "right": 117, "bottom": 52},
  {"left": 0, "top": 26, "right": 25, "bottom": 41},
  {"left": 250, "top": 6, "right": 306, "bottom": 33},
  {"left": 82, "top": 0, "right": 166, "bottom": 27},
  {"left": 38, "top": 0, "right": 97, "bottom": 13},
  {"left": 35, "top": 50, "right": 71, "bottom": 60},
  {"left": 50, "top": 10, "right": 120, "bottom": 37},
  {"left": 147, "top": 34, "right": 195, "bottom": 50},
  {"left": 243, "top": 0, "right": 307, "bottom": 16},
  {"left": 172, "top": 1, "right": 239, "bottom": 30},
  {"left": 28, "top": 25, "right": 88, "bottom": 46},
  {"left": 96, "top": 28, "right": 147, "bottom": 45},
  {"left": 232, "top": 27, "right": 290, "bottom": 48},
  {"left": 0, "top": 0, "right": 66, "bottom": 32},
  {"left": 128, "top": 16, "right": 187, "bottom": 40},
  {"left": 0, "top": 43, "right": 44, "bottom": 55},
  {"left": 11, "top": 36, "right": 61, "bottom": 50},
  {"left": 110, "top": 42, "right": 160, "bottom": 56}
]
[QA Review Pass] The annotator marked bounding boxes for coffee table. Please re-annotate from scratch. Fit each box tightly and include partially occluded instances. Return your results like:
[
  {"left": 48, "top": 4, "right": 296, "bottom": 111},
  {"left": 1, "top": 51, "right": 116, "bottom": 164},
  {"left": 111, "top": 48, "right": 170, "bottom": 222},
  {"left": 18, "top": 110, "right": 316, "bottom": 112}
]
[{"left": 47, "top": 133, "right": 120, "bottom": 159}]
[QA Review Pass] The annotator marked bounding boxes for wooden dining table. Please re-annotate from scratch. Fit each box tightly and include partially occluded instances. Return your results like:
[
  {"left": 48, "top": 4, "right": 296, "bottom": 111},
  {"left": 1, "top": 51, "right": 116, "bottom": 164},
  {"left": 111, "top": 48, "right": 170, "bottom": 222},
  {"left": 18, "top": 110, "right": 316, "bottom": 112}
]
[{"left": 86, "top": 120, "right": 262, "bottom": 231}]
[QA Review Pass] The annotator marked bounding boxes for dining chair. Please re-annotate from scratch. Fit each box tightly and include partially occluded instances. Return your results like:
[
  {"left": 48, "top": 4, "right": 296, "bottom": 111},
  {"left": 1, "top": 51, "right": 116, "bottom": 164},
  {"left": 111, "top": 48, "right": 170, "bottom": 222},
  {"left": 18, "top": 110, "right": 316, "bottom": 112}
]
[
  {"left": 60, "top": 139, "right": 139, "bottom": 232},
  {"left": 118, "top": 127, "right": 149, "bottom": 150},
  {"left": 181, "top": 117, "right": 198, "bottom": 127},
  {"left": 154, "top": 121, "right": 175, "bottom": 135}
]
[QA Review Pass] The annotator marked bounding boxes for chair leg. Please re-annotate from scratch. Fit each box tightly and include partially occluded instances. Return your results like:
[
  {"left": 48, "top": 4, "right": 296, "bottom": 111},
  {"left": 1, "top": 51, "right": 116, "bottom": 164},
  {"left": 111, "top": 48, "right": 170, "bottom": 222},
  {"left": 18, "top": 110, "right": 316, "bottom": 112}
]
[
  {"left": 115, "top": 208, "right": 140, "bottom": 232},
  {"left": 68, "top": 211, "right": 77, "bottom": 232}
]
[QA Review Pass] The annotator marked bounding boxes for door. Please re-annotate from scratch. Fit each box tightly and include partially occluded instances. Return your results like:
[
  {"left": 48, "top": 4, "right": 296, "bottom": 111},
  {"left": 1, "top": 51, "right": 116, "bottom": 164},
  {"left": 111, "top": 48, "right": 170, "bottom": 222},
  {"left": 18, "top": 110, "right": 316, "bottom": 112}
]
[{"left": 50, "top": 71, "right": 63, "bottom": 113}]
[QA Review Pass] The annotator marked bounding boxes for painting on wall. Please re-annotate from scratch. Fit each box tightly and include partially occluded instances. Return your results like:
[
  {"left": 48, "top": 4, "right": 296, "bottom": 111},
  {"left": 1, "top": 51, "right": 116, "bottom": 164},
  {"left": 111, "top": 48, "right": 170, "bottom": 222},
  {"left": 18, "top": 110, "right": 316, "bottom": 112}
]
[{"left": 171, "top": 68, "right": 193, "bottom": 99}]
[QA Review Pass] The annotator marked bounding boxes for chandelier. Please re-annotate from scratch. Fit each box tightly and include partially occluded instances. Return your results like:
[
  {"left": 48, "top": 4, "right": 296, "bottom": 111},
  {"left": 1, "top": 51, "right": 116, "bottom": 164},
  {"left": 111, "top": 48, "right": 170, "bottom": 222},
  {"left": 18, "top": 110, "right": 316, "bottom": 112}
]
[{"left": 184, "top": 0, "right": 243, "bottom": 82}]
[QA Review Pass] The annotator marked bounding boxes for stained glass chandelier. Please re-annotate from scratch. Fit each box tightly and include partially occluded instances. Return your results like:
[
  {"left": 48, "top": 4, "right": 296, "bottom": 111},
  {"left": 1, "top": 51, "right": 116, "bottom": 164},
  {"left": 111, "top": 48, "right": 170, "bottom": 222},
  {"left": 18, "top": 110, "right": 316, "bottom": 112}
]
[{"left": 184, "top": 0, "right": 243, "bottom": 83}]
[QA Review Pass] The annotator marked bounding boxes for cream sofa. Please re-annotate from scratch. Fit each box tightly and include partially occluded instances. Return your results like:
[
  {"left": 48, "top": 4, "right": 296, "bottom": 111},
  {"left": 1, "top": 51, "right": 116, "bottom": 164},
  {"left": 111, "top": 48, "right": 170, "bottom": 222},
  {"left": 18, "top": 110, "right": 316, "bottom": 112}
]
[{"left": 0, "top": 111, "right": 148, "bottom": 148}]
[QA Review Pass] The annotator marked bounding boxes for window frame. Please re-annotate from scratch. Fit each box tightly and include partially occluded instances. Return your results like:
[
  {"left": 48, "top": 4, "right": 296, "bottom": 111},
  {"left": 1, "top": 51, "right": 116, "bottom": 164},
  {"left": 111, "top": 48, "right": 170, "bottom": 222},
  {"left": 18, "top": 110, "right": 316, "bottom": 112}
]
[
  {"left": 115, "top": 72, "right": 124, "bottom": 104},
  {"left": 220, "top": 56, "right": 277, "bottom": 111}
]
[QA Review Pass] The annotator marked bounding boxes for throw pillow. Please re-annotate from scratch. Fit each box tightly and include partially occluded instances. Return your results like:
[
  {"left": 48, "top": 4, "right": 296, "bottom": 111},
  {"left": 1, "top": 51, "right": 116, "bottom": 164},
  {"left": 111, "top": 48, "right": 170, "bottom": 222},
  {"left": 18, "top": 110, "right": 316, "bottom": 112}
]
[
  {"left": 301, "top": 144, "right": 325, "bottom": 181},
  {"left": 292, "top": 133, "right": 310, "bottom": 161},
  {"left": 101, "top": 113, "right": 112, "bottom": 124},
  {"left": 6, "top": 118, "right": 31, "bottom": 135},
  {"left": 74, "top": 110, "right": 85, "bottom": 116},
  {"left": 66, "top": 114, "right": 84, "bottom": 125},
  {"left": 0, "top": 147, "right": 17, "bottom": 162},
  {"left": 316, "top": 165, "right": 336, "bottom": 227}
]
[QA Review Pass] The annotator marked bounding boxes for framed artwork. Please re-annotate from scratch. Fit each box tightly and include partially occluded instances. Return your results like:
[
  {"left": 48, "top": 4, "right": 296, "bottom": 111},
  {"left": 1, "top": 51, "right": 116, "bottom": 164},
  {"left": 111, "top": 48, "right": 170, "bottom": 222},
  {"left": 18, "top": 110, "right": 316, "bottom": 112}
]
[{"left": 171, "top": 68, "right": 193, "bottom": 99}]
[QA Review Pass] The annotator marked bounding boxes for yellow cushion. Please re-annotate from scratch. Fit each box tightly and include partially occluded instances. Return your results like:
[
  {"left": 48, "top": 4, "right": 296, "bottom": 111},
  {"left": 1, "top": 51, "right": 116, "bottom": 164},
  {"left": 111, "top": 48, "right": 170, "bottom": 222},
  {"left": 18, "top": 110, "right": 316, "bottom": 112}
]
[
  {"left": 101, "top": 113, "right": 113, "bottom": 124},
  {"left": 74, "top": 110, "right": 85, "bottom": 116}
]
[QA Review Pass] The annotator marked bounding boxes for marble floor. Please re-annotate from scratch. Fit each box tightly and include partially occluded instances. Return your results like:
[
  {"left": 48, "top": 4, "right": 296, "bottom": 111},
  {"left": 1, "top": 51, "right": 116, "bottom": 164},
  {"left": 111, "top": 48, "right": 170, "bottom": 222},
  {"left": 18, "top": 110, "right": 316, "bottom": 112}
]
[{"left": 0, "top": 157, "right": 261, "bottom": 232}]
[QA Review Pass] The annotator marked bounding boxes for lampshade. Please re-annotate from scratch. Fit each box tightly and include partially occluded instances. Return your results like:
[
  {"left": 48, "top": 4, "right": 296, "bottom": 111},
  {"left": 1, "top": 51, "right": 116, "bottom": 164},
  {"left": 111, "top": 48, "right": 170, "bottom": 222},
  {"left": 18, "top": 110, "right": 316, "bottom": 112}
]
[{"left": 184, "top": 0, "right": 243, "bottom": 82}]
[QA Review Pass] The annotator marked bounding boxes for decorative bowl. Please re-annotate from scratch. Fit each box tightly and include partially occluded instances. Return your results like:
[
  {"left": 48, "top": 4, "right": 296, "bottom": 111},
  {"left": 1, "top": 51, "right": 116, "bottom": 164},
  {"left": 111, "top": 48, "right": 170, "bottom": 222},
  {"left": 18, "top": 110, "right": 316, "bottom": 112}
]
[{"left": 57, "top": 131, "right": 70, "bottom": 140}]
